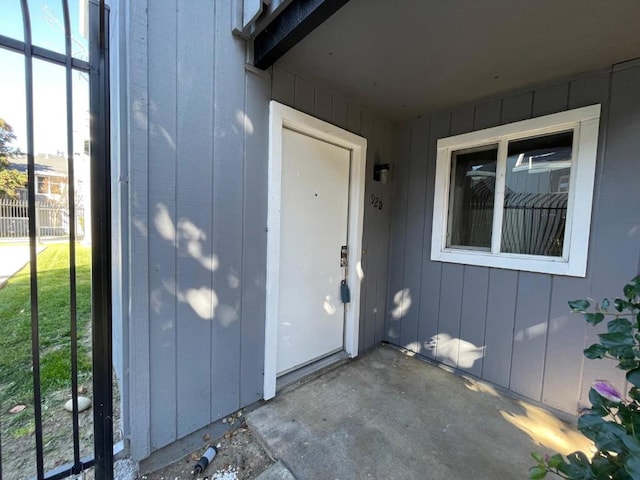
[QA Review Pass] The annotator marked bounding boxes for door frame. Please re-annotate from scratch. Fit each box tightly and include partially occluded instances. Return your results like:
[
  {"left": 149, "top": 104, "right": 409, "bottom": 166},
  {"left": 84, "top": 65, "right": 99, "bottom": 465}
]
[{"left": 264, "top": 101, "right": 367, "bottom": 400}]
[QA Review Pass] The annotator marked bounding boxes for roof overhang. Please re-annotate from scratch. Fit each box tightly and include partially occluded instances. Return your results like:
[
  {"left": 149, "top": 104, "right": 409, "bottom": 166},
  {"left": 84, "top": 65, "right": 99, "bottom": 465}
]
[
  {"left": 256, "top": 0, "right": 640, "bottom": 122},
  {"left": 253, "top": 0, "right": 350, "bottom": 70}
]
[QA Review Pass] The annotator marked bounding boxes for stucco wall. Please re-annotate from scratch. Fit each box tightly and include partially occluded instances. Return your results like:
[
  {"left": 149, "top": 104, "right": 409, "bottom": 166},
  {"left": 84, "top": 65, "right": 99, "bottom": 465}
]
[{"left": 386, "top": 60, "right": 640, "bottom": 416}]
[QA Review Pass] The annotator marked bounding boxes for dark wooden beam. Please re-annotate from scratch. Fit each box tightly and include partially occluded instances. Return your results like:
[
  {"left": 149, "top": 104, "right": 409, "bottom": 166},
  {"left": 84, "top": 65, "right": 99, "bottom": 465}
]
[{"left": 254, "top": 0, "right": 350, "bottom": 70}]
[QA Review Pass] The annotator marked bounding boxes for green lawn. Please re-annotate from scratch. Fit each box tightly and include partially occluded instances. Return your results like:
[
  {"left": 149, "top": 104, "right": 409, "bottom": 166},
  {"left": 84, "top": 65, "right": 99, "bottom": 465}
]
[{"left": 0, "top": 243, "right": 92, "bottom": 437}]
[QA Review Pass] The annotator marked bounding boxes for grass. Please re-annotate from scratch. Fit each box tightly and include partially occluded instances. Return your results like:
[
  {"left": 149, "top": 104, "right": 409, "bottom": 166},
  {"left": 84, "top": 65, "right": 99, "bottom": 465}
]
[{"left": 0, "top": 243, "right": 92, "bottom": 436}]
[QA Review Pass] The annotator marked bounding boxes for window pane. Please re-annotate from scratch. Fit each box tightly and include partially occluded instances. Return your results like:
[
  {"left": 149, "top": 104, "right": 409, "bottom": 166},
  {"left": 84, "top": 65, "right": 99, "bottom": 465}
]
[
  {"left": 501, "top": 131, "right": 573, "bottom": 256},
  {"left": 70, "top": 0, "right": 90, "bottom": 61},
  {"left": 0, "top": 1, "right": 25, "bottom": 42},
  {"left": 29, "top": 0, "right": 66, "bottom": 55},
  {"left": 448, "top": 145, "right": 497, "bottom": 249}
]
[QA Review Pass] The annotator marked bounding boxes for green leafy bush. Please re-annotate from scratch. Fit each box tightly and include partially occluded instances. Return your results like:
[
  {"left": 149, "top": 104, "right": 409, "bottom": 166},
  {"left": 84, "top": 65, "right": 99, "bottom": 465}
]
[
  {"left": 0, "top": 167, "right": 27, "bottom": 198},
  {"left": 530, "top": 276, "right": 640, "bottom": 479}
]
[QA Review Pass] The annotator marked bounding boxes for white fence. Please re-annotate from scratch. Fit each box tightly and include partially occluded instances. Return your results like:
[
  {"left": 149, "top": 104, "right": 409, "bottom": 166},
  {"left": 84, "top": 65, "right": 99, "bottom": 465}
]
[{"left": 0, "top": 198, "right": 85, "bottom": 240}]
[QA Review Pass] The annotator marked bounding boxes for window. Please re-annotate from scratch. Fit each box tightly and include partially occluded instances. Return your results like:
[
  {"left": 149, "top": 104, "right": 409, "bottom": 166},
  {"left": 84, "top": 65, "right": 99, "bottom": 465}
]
[
  {"left": 37, "top": 175, "right": 67, "bottom": 196},
  {"left": 431, "top": 104, "right": 600, "bottom": 277}
]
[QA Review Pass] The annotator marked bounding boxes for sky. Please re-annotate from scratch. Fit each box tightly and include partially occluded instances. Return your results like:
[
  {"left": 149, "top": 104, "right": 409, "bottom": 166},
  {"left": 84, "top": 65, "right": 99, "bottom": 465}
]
[{"left": 0, "top": 1, "right": 90, "bottom": 156}]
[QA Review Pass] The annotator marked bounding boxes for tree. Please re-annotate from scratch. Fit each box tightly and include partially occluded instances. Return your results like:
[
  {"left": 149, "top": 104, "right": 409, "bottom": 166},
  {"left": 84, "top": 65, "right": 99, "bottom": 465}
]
[{"left": 0, "top": 118, "right": 27, "bottom": 198}]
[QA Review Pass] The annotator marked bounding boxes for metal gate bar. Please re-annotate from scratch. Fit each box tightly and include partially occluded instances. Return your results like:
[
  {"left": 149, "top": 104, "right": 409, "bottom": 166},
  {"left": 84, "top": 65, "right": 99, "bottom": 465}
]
[
  {"left": 62, "top": 0, "right": 82, "bottom": 473},
  {"left": 19, "top": 2, "right": 46, "bottom": 477},
  {"left": 0, "top": 35, "right": 90, "bottom": 70},
  {"left": 0, "top": 1, "right": 112, "bottom": 479},
  {"left": 89, "top": 1, "right": 114, "bottom": 478}
]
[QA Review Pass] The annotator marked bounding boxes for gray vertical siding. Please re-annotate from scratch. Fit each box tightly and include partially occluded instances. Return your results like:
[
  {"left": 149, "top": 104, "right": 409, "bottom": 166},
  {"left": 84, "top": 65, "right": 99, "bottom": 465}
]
[
  {"left": 388, "top": 62, "right": 640, "bottom": 416},
  {"left": 175, "top": 0, "right": 216, "bottom": 439},
  {"left": 332, "top": 95, "right": 348, "bottom": 128},
  {"left": 126, "top": 0, "right": 152, "bottom": 460},
  {"left": 386, "top": 124, "right": 410, "bottom": 345},
  {"left": 148, "top": 0, "right": 178, "bottom": 448},
  {"left": 241, "top": 66, "right": 271, "bottom": 408},
  {"left": 124, "top": 27, "right": 397, "bottom": 458},
  {"left": 362, "top": 116, "right": 396, "bottom": 349},
  {"left": 314, "top": 87, "right": 333, "bottom": 123},
  {"left": 271, "top": 66, "right": 294, "bottom": 105},
  {"left": 510, "top": 272, "right": 551, "bottom": 402},
  {"left": 437, "top": 264, "right": 464, "bottom": 369},
  {"left": 399, "top": 117, "right": 430, "bottom": 350},
  {"left": 579, "top": 62, "right": 640, "bottom": 406},
  {"left": 294, "top": 76, "right": 314, "bottom": 115},
  {"left": 109, "top": 0, "right": 129, "bottom": 447},
  {"left": 270, "top": 64, "right": 397, "bottom": 354},
  {"left": 211, "top": 0, "right": 244, "bottom": 423},
  {"left": 416, "top": 113, "right": 450, "bottom": 357},
  {"left": 376, "top": 120, "right": 395, "bottom": 343},
  {"left": 459, "top": 266, "right": 489, "bottom": 377},
  {"left": 360, "top": 112, "right": 379, "bottom": 348},
  {"left": 483, "top": 269, "right": 518, "bottom": 388},
  {"left": 543, "top": 277, "right": 588, "bottom": 412},
  {"left": 119, "top": 0, "right": 639, "bottom": 462},
  {"left": 123, "top": 0, "right": 274, "bottom": 460}
]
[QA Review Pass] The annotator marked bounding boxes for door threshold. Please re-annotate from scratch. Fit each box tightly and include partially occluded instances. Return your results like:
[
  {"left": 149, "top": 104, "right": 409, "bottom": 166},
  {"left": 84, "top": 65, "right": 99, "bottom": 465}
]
[{"left": 276, "top": 350, "right": 349, "bottom": 393}]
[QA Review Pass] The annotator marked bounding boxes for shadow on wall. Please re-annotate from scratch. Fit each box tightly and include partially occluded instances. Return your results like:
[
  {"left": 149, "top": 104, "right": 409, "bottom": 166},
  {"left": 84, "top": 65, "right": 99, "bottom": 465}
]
[
  {"left": 387, "top": 288, "right": 412, "bottom": 340},
  {"left": 513, "top": 315, "right": 569, "bottom": 342},
  {"left": 386, "top": 288, "right": 485, "bottom": 369},
  {"left": 131, "top": 96, "right": 262, "bottom": 328},
  {"left": 386, "top": 284, "right": 575, "bottom": 370},
  {"left": 390, "top": 288, "right": 411, "bottom": 320},
  {"left": 424, "top": 333, "right": 486, "bottom": 369},
  {"left": 151, "top": 202, "right": 236, "bottom": 324}
]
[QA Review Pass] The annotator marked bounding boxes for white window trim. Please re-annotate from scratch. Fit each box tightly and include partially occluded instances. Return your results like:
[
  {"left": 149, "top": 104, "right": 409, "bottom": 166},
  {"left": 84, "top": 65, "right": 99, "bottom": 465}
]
[{"left": 431, "top": 104, "right": 601, "bottom": 277}]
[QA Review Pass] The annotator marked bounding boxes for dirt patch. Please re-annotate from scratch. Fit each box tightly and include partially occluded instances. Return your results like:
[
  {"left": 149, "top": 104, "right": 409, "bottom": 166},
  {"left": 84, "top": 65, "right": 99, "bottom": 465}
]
[
  {"left": 1, "top": 374, "right": 122, "bottom": 480},
  {"left": 139, "top": 424, "right": 274, "bottom": 480}
]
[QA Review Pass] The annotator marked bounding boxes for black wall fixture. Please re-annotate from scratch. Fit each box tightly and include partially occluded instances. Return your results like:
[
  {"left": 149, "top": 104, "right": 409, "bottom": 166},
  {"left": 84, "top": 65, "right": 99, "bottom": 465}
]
[{"left": 374, "top": 164, "right": 390, "bottom": 183}]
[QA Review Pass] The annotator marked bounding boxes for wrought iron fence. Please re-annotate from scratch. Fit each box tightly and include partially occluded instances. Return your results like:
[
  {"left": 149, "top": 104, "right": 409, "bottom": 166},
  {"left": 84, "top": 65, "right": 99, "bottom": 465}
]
[
  {"left": 501, "top": 192, "right": 568, "bottom": 257},
  {"left": 0, "top": 1, "right": 112, "bottom": 479},
  {"left": 462, "top": 180, "right": 568, "bottom": 256}
]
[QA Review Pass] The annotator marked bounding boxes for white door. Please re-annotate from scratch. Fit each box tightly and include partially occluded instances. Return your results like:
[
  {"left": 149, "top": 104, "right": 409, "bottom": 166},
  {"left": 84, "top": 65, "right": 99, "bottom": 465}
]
[{"left": 276, "top": 127, "right": 351, "bottom": 375}]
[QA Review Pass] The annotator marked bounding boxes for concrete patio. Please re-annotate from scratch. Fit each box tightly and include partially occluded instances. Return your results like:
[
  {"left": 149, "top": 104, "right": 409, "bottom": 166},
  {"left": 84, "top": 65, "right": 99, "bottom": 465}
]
[{"left": 247, "top": 344, "right": 592, "bottom": 479}]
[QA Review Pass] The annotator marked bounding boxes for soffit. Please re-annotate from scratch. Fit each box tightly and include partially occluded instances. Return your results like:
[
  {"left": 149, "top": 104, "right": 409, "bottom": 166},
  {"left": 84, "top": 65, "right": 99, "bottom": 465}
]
[{"left": 276, "top": 0, "right": 640, "bottom": 122}]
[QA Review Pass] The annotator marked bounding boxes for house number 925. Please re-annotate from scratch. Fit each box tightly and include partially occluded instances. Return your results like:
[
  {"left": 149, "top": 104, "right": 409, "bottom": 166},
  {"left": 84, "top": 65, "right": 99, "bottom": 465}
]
[{"left": 370, "top": 195, "right": 383, "bottom": 210}]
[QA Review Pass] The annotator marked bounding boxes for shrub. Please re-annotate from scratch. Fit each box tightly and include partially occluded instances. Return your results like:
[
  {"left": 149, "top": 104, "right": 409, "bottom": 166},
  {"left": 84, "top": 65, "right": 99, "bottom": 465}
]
[{"left": 530, "top": 276, "right": 640, "bottom": 479}]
